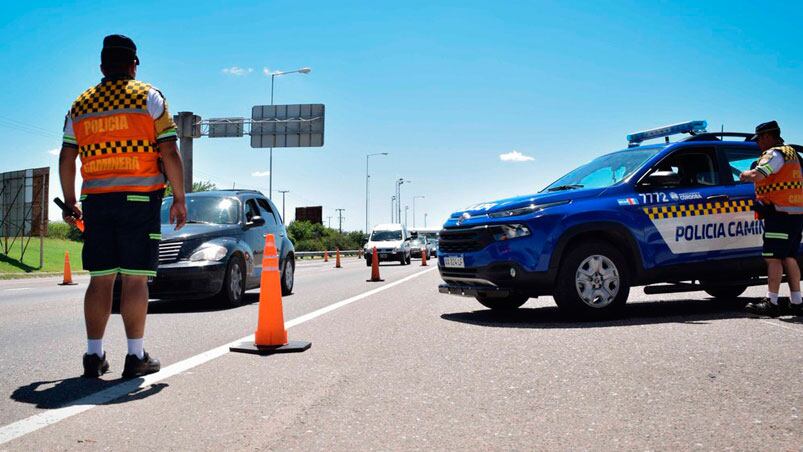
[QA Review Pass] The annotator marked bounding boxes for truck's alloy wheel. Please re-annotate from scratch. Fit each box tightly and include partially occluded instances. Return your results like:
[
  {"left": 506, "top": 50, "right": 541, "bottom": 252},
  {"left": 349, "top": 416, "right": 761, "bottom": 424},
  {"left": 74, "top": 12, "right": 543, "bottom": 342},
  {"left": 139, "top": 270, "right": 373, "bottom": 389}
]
[{"left": 554, "top": 241, "right": 630, "bottom": 318}]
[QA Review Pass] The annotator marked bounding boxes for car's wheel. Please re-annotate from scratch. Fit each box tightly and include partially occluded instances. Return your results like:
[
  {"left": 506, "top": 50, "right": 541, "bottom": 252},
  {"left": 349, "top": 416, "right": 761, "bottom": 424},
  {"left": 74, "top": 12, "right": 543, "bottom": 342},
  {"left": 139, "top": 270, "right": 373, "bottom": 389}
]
[
  {"left": 702, "top": 283, "right": 747, "bottom": 300},
  {"left": 399, "top": 254, "right": 406, "bottom": 265},
  {"left": 406, "top": 253, "right": 412, "bottom": 265},
  {"left": 365, "top": 257, "right": 372, "bottom": 267},
  {"left": 475, "top": 293, "right": 528, "bottom": 311},
  {"left": 218, "top": 254, "right": 245, "bottom": 307},
  {"left": 281, "top": 255, "right": 295, "bottom": 296},
  {"left": 553, "top": 241, "right": 630, "bottom": 318}
]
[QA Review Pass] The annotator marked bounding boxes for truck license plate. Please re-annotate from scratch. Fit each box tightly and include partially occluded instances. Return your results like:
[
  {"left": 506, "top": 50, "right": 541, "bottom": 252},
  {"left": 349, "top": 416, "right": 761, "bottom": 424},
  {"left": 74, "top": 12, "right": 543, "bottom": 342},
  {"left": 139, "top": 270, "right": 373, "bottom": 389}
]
[
  {"left": 443, "top": 255, "right": 465, "bottom": 268},
  {"left": 380, "top": 253, "right": 388, "bottom": 258}
]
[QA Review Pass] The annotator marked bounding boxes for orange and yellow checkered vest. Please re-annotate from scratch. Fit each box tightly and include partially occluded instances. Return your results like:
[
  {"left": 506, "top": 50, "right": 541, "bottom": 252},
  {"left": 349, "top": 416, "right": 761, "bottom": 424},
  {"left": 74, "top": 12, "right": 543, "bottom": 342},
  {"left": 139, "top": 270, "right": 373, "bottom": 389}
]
[
  {"left": 70, "top": 79, "right": 165, "bottom": 195},
  {"left": 755, "top": 145, "right": 803, "bottom": 214}
]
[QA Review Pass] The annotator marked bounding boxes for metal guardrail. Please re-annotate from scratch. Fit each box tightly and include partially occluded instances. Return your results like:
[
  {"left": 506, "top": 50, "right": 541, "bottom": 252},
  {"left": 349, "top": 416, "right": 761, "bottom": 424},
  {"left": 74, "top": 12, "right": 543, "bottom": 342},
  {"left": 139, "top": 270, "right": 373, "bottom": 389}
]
[{"left": 295, "top": 250, "right": 362, "bottom": 259}]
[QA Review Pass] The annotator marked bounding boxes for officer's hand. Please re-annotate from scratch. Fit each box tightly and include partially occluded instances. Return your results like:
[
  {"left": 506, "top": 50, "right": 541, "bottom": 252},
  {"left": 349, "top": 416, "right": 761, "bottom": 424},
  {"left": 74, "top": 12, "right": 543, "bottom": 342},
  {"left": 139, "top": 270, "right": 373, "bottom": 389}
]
[
  {"left": 62, "top": 201, "right": 82, "bottom": 227},
  {"left": 169, "top": 200, "right": 187, "bottom": 231},
  {"left": 739, "top": 170, "right": 755, "bottom": 182}
]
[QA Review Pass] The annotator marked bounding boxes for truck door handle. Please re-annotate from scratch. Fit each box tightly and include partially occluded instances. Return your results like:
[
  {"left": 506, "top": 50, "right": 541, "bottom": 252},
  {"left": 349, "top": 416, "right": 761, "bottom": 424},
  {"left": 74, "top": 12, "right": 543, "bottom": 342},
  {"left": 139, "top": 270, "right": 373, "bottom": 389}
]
[{"left": 706, "top": 195, "right": 729, "bottom": 202}]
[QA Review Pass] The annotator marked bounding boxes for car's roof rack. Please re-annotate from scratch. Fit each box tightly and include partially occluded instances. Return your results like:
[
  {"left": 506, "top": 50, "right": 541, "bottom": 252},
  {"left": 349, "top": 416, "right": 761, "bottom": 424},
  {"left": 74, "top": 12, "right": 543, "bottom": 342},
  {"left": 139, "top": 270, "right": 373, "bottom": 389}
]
[{"left": 683, "top": 132, "right": 754, "bottom": 142}]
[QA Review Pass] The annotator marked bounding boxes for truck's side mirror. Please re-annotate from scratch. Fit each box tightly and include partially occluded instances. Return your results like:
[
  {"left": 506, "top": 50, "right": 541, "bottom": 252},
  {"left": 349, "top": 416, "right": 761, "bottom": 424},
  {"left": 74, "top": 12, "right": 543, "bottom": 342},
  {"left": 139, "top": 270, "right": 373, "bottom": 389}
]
[
  {"left": 247, "top": 215, "right": 266, "bottom": 227},
  {"left": 641, "top": 170, "right": 681, "bottom": 188}
]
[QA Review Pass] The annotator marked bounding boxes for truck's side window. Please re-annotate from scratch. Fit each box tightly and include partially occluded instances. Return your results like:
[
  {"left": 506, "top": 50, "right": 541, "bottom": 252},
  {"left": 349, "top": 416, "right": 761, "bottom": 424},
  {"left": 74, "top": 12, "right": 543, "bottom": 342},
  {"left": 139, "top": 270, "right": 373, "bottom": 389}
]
[
  {"left": 722, "top": 147, "right": 759, "bottom": 183},
  {"left": 256, "top": 199, "right": 279, "bottom": 227},
  {"left": 653, "top": 148, "right": 720, "bottom": 187}
]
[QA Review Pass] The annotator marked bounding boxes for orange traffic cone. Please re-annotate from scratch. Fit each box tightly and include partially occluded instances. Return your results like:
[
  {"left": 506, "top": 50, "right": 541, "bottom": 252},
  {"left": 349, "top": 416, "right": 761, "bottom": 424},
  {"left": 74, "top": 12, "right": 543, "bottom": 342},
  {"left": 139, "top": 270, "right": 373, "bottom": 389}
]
[
  {"left": 421, "top": 247, "right": 428, "bottom": 266},
  {"left": 323, "top": 250, "right": 329, "bottom": 262},
  {"left": 335, "top": 248, "right": 342, "bottom": 268},
  {"left": 230, "top": 234, "right": 311, "bottom": 355},
  {"left": 58, "top": 251, "right": 78, "bottom": 286},
  {"left": 367, "top": 246, "right": 383, "bottom": 282}
]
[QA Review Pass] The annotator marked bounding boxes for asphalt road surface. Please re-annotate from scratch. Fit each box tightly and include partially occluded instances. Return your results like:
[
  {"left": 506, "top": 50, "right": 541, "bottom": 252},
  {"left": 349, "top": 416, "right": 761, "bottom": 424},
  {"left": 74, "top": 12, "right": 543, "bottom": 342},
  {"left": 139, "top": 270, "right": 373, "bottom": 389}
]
[{"left": 0, "top": 257, "right": 801, "bottom": 450}]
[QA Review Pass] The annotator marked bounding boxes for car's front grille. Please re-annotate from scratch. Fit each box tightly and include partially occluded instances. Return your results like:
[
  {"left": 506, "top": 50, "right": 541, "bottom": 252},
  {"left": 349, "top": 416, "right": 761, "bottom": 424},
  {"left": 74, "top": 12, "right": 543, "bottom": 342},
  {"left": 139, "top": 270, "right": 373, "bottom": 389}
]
[
  {"left": 438, "top": 227, "right": 494, "bottom": 253},
  {"left": 159, "top": 241, "right": 184, "bottom": 264}
]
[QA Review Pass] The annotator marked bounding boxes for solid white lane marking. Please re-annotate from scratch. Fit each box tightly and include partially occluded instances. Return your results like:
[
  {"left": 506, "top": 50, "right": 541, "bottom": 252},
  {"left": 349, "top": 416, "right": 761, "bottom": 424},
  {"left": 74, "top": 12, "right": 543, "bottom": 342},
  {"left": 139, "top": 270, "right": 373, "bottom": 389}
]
[
  {"left": 4, "top": 288, "right": 31, "bottom": 292},
  {"left": 759, "top": 319, "right": 803, "bottom": 336},
  {"left": 0, "top": 267, "right": 438, "bottom": 445}
]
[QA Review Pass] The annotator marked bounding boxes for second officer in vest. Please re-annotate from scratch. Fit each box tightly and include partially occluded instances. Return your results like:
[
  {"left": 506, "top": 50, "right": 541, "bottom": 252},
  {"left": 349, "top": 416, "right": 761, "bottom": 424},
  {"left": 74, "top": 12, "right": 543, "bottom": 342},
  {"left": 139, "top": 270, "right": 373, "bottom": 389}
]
[
  {"left": 59, "top": 35, "right": 187, "bottom": 378},
  {"left": 739, "top": 121, "right": 803, "bottom": 316}
]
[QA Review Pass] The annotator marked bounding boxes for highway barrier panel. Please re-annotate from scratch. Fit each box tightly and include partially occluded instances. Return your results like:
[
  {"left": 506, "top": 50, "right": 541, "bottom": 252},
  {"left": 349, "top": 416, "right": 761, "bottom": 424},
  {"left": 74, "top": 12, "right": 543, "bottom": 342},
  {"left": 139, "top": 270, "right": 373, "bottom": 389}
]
[
  {"left": 367, "top": 246, "right": 384, "bottom": 282},
  {"left": 230, "top": 234, "right": 311, "bottom": 355},
  {"left": 58, "top": 251, "right": 78, "bottom": 286}
]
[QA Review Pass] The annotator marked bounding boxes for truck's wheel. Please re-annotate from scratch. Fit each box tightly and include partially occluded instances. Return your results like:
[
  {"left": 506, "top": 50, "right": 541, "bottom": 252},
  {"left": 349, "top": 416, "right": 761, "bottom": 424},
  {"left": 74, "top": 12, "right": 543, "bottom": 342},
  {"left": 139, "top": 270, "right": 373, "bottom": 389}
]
[
  {"left": 703, "top": 284, "right": 747, "bottom": 300},
  {"left": 475, "top": 293, "right": 528, "bottom": 311},
  {"left": 554, "top": 241, "right": 630, "bottom": 318}
]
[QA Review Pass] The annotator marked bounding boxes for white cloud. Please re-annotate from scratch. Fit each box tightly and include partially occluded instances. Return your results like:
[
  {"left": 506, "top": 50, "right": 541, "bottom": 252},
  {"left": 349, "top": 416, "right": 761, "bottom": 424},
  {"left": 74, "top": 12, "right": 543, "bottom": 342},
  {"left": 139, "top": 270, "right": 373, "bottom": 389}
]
[
  {"left": 48, "top": 148, "right": 60, "bottom": 156},
  {"left": 251, "top": 171, "right": 271, "bottom": 177},
  {"left": 499, "top": 150, "right": 534, "bottom": 162},
  {"left": 222, "top": 66, "right": 253, "bottom": 76}
]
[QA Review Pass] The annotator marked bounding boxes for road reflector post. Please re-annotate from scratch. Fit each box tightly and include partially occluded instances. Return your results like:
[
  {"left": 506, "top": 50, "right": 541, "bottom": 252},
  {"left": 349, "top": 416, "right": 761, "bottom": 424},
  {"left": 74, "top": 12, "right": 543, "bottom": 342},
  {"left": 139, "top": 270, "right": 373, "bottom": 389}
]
[
  {"left": 367, "top": 246, "right": 383, "bottom": 282},
  {"left": 421, "top": 248, "right": 428, "bottom": 266},
  {"left": 230, "top": 234, "right": 311, "bottom": 355},
  {"left": 58, "top": 251, "right": 78, "bottom": 286},
  {"left": 335, "top": 248, "right": 342, "bottom": 268}
]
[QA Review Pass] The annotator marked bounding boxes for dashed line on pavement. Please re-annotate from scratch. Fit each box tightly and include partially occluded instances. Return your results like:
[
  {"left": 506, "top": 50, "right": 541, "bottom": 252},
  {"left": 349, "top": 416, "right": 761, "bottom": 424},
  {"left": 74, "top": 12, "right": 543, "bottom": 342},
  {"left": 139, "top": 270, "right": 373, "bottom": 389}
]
[{"left": 0, "top": 266, "right": 438, "bottom": 446}]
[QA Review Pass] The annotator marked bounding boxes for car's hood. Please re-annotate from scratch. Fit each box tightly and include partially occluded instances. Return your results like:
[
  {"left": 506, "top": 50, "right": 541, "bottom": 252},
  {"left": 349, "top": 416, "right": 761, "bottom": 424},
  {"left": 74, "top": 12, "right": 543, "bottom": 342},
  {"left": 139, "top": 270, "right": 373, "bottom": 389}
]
[
  {"left": 450, "top": 189, "right": 602, "bottom": 218},
  {"left": 161, "top": 223, "right": 242, "bottom": 241},
  {"left": 366, "top": 240, "right": 404, "bottom": 249}
]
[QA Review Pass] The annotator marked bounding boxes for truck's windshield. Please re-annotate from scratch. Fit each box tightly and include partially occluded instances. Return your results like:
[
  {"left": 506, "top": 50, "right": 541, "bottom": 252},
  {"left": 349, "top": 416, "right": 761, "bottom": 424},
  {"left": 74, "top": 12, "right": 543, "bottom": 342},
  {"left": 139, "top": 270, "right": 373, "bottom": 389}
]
[
  {"left": 543, "top": 148, "right": 663, "bottom": 192},
  {"left": 371, "top": 230, "right": 402, "bottom": 241},
  {"left": 160, "top": 197, "right": 241, "bottom": 225}
]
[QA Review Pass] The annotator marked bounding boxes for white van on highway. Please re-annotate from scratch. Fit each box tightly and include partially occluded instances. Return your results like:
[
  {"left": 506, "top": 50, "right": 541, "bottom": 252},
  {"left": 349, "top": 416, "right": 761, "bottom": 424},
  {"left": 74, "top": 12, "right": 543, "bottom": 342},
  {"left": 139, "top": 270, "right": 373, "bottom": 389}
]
[{"left": 364, "top": 223, "right": 412, "bottom": 266}]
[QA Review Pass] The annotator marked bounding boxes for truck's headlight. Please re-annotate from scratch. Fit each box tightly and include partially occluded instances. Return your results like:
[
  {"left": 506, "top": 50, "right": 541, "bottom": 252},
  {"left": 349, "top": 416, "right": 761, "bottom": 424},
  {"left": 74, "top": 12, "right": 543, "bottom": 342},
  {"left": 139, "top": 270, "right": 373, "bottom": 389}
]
[
  {"left": 492, "top": 224, "right": 531, "bottom": 241},
  {"left": 189, "top": 244, "right": 227, "bottom": 262}
]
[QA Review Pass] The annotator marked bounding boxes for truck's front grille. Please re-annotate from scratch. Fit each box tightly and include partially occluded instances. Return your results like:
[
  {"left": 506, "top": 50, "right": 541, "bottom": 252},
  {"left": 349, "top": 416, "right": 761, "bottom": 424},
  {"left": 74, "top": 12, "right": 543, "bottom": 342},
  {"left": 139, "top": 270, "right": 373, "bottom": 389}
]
[
  {"left": 438, "top": 227, "right": 494, "bottom": 253},
  {"left": 158, "top": 241, "right": 184, "bottom": 264}
]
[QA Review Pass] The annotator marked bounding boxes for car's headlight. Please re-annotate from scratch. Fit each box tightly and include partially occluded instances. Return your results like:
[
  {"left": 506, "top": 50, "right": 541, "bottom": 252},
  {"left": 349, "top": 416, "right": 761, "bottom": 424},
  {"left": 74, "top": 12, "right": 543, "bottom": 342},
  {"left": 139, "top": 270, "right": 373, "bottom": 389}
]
[
  {"left": 189, "top": 244, "right": 227, "bottom": 262},
  {"left": 393, "top": 248, "right": 402, "bottom": 252},
  {"left": 492, "top": 224, "right": 531, "bottom": 241},
  {"left": 488, "top": 200, "right": 570, "bottom": 219}
]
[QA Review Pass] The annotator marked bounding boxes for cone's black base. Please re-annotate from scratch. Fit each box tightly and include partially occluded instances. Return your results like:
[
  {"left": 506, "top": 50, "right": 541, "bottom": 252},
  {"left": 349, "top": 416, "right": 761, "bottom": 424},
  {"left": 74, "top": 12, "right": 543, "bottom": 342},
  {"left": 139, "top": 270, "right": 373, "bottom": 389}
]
[
  {"left": 230, "top": 340, "right": 311, "bottom": 355},
  {"left": 367, "top": 278, "right": 384, "bottom": 282},
  {"left": 58, "top": 282, "right": 78, "bottom": 286}
]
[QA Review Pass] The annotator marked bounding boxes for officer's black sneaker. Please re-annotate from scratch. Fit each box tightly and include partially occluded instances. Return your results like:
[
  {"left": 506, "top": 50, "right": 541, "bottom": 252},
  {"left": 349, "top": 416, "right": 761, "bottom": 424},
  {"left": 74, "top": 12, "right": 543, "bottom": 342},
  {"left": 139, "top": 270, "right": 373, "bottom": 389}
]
[
  {"left": 82, "top": 353, "right": 109, "bottom": 378},
  {"left": 790, "top": 302, "right": 803, "bottom": 317},
  {"left": 122, "top": 351, "right": 161, "bottom": 378},
  {"left": 745, "top": 298, "right": 783, "bottom": 317}
]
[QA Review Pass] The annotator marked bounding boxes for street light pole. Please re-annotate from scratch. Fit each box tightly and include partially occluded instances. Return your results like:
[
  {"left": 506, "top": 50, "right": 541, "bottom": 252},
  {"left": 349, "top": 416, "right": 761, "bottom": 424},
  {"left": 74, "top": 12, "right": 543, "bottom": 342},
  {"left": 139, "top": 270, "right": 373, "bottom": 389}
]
[
  {"left": 335, "top": 208, "right": 345, "bottom": 234},
  {"left": 278, "top": 190, "right": 290, "bottom": 225},
  {"left": 424, "top": 213, "right": 428, "bottom": 228},
  {"left": 391, "top": 195, "right": 396, "bottom": 223},
  {"left": 412, "top": 195, "right": 425, "bottom": 229},
  {"left": 366, "top": 152, "right": 388, "bottom": 234},
  {"left": 395, "top": 178, "right": 409, "bottom": 225},
  {"left": 268, "top": 67, "right": 311, "bottom": 200},
  {"left": 404, "top": 205, "right": 409, "bottom": 229}
]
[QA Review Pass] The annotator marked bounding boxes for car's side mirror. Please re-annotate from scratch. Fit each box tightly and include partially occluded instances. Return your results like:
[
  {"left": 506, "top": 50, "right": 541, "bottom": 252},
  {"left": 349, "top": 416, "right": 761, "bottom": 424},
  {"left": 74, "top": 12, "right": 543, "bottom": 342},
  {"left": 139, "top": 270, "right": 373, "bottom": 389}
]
[
  {"left": 640, "top": 170, "right": 681, "bottom": 188},
  {"left": 246, "top": 215, "right": 266, "bottom": 227}
]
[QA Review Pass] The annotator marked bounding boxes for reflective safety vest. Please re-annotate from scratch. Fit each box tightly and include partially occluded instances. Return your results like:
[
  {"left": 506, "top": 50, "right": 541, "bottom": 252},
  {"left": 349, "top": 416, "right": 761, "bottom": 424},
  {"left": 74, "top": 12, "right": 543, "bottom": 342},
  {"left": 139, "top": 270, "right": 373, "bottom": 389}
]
[
  {"left": 755, "top": 145, "right": 803, "bottom": 214},
  {"left": 70, "top": 79, "right": 165, "bottom": 195}
]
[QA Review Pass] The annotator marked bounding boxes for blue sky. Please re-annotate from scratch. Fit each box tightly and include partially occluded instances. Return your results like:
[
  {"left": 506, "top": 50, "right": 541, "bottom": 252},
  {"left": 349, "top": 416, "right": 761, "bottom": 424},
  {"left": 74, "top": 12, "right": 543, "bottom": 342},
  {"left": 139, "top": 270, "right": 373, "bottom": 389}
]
[{"left": 1, "top": 0, "right": 802, "bottom": 231}]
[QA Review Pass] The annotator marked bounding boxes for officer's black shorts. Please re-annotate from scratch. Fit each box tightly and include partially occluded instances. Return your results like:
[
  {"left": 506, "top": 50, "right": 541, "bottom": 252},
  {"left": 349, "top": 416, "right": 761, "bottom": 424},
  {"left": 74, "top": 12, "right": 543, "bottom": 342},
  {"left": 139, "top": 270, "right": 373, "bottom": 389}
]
[
  {"left": 81, "top": 191, "right": 163, "bottom": 277},
  {"left": 762, "top": 211, "right": 803, "bottom": 259}
]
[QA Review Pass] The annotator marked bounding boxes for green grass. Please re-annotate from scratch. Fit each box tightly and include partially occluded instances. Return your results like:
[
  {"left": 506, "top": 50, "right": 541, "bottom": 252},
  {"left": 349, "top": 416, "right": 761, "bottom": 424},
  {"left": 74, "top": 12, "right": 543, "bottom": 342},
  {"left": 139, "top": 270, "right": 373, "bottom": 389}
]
[{"left": 0, "top": 238, "right": 83, "bottom": 274}]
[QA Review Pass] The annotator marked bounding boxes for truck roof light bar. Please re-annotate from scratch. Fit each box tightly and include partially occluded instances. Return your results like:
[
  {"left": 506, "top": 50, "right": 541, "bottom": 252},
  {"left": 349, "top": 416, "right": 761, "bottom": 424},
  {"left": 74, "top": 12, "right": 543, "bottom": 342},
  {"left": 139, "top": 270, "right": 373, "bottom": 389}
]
[{"left": 627, "top": 120, "right": 708, "bottom": 147}]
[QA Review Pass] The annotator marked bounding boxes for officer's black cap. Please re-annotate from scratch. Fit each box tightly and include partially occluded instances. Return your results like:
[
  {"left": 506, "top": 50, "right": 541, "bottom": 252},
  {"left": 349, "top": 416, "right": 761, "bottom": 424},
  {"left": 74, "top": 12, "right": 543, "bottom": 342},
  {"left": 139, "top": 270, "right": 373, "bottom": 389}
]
[
  {"left": 751, "top": 120, "right": 781, "bottom": 141},
  {"left": 101, "top": 34, "right": 139, "bottom": 67}
]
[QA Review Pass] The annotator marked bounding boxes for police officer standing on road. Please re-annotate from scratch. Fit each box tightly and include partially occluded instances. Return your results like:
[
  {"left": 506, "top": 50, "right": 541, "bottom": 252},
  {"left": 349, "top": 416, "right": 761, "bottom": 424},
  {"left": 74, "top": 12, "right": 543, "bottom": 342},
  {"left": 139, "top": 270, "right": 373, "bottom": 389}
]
[
  {"left": 59, "top": 35, "right": 187, "bottom": 378},
  {"left": 739, "top": 121, "right": 803, "bottom": 317}
]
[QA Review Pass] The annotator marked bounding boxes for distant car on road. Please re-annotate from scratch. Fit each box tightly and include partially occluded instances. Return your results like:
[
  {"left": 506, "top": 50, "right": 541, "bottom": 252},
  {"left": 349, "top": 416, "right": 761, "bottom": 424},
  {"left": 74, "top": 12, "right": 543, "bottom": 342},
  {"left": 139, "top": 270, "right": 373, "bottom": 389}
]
[
  {"left": 148, "top": 189, "right": 295, "bottom": 307},
  {"left": 364, "top": 223, "right": 412, "bottom": 265}
]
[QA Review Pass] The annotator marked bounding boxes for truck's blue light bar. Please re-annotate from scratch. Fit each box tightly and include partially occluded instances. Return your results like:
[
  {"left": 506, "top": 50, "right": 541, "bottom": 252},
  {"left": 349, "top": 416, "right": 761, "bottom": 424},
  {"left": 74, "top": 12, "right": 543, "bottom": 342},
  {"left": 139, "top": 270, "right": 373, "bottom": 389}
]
[{"left": 626, "top": 120, "right": 708, "bottom": 147}]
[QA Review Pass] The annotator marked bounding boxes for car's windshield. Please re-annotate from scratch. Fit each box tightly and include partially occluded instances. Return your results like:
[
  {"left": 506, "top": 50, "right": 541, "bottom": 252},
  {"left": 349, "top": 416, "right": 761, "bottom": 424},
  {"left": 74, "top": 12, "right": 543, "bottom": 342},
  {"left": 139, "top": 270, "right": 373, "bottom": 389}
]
[
  {"left": 411, "top": 238, "right": 426, "bottom": 246},
  {"left": 371, "top": 230, "right": 402, "bottom": 241},
  {"left": 160, "top": 196, "right": 240, "bottom": 225},
  {"left": 543, "top": 148, "right": 663, "bottom": 191}
]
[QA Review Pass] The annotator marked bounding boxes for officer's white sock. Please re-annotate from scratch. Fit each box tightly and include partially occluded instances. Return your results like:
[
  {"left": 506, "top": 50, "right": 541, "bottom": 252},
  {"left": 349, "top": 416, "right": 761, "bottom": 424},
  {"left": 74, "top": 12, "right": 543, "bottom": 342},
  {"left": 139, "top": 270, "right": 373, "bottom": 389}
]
[
  {"left": 791, "top": 291, "right": 802, "bottom": 305},
  {"left": 87, "top": 339, "right": 103, "bottom": 357},
  {"left": 768, "top": 292, "right": 779, "bottom": 305},
  {"left": 127, "top": 338, "right": 144, "bottom": 359}
]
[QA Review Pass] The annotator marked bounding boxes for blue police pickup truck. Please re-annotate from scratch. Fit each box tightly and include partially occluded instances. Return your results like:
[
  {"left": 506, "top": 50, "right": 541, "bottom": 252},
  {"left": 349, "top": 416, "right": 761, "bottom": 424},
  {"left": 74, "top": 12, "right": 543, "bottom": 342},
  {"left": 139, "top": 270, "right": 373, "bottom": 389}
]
[{"left": 438, "top": 120, "right": 803, "bottom": 318}]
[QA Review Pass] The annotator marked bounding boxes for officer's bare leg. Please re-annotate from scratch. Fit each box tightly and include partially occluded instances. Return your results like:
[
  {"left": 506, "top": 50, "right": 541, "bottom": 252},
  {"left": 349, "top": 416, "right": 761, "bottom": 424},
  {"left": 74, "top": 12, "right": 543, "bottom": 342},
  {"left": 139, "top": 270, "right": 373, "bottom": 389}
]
[
  {"left": 766, "top": 258, "right": 784, "bottom": 296},
  {"left": 782, "top": 257, "right": 801, "bottom": 292},
  {"left": 84, "top": 275, "right": 116, "bottom": 339},
  {"left": 120, "top": 275, "right": 149, "bottom": 339}
]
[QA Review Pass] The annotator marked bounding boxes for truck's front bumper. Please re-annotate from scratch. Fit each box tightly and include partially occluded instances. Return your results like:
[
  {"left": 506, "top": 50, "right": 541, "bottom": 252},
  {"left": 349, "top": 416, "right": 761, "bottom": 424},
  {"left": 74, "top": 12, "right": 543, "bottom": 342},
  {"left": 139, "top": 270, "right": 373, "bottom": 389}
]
[{"left": 438, "top": 261, "right": 555, "bottom": 297}]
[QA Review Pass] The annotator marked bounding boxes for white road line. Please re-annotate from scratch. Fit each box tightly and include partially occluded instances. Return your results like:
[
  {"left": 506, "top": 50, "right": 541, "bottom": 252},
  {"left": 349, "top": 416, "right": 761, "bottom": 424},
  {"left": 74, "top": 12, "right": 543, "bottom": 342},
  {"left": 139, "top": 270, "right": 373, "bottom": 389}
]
[
  {"left": 0, "top": 267, "right": 438, "bottom": 445},
  {"left": 4, "top": 288, "right": 30, "bottom": 292},
  {"left": 759, "top": 319, "right": 803, "bottom": 335}
]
